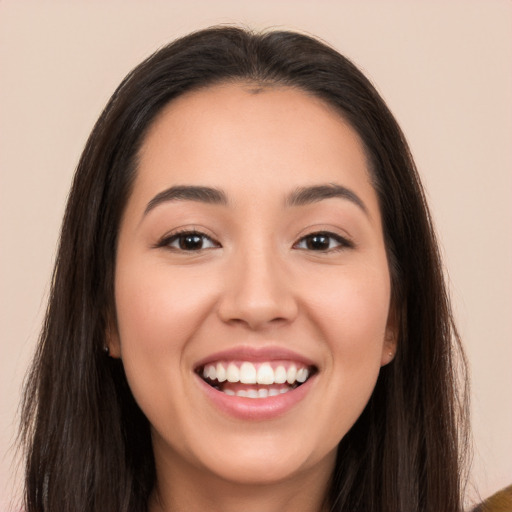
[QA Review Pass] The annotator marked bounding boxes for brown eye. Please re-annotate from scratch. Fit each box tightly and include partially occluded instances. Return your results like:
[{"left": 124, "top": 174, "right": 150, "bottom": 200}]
[
  {"left": 163, "top": 231, "right": 219, "bottom": 251},
  {"left": 304, "top": 234, "right": 331, "bottom": 250},
  {"left": 295, "top": 232, "right": 352, "bottom": 252},
  {"left": 178, "top": 234, "right": 204, "bottom": 250}
]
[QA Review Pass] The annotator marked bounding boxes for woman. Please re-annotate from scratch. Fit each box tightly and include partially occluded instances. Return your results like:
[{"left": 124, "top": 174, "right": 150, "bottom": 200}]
[{"left": 19, "top": 26, "right": 469, "bottom": 511}]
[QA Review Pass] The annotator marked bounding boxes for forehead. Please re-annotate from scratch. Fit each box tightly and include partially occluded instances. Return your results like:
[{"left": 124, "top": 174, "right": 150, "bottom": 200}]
[
  {"left": 141, "top": 82, "right": 367, "bottom": 163},
  {"left": 132, "top": 83, "right": 377, "bottom": 214}
]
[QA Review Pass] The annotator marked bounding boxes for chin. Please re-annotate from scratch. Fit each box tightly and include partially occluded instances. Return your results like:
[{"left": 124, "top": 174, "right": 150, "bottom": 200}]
[{"left": 189, "top": 433, "right": 334, "bottom": 486}]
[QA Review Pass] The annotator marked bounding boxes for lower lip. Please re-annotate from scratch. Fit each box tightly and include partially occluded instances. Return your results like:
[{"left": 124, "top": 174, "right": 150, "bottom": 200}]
[{"left": 196, "top": 375, "right": 316, "bottom": 421}]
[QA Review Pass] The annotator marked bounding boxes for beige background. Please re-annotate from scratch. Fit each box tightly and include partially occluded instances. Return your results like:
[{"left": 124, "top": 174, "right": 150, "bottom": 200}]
[{"left": 1, "top": 1, "right": 511, "bottom": 509}]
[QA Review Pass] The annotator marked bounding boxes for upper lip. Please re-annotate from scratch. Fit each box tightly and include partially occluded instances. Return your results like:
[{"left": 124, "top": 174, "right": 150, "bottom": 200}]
[{"left": 193, "top": 345, "right": 317, "bottom": 370}]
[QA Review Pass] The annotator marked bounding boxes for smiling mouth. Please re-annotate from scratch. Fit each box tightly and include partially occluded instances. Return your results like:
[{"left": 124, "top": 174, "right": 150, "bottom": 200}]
[{"left": 196, "top": 361, "right": 317, "bottom": 398}]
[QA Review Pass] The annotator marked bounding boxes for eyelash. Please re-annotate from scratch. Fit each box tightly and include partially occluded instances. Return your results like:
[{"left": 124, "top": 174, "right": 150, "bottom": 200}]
[
  {"left": 293, "top": 231, "right": 354, "bottom": 252},
  {"left": 156, "top": 229, "right": 353, "bottom": 253},
  {"left": 156, "top": 229, "right": 220, "bottom": 252}
]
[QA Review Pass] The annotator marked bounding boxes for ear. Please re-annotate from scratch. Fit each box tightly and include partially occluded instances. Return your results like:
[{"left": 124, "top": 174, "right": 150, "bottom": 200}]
[
  {"left": 380, "top": 308, "right": 398, "bottom": 367},
  {"left": 105, "top": 313, "right": 122, "bottom": 359}
]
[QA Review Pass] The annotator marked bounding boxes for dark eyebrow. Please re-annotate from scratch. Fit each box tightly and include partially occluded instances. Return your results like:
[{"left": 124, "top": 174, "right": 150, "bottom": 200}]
[
  {"left": 144, "top": 185, "right": 228, "bottom": 215},
  {"left": 286, "top": 183, "right": 368, "bottom": 215}
]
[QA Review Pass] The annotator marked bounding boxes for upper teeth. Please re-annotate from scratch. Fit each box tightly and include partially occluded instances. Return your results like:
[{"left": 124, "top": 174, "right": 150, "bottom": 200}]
[{"left": 202, "top": 362, "right": 310, "bottom": 385}]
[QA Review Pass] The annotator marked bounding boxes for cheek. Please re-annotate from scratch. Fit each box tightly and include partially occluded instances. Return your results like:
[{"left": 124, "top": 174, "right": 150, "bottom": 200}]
[
  {"left": 113, "top": 260, "right": 218, "bottom": 414},
  {"left": 274, "top": 263, "right": 391, "bottom": 452},
  {"left": 303, "top": 263, "right": 390, "bottom": 402},
  {"left": 307, "top": 264, "right": 390, "bottom": 349},
  {"left": 115, "top": 260, "right": 216, "bottom": 352}
]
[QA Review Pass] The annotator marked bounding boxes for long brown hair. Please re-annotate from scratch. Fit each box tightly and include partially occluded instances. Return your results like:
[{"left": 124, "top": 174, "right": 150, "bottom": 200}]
[{"left": 19, "top": 26, "right": 469, "bottom": 511}]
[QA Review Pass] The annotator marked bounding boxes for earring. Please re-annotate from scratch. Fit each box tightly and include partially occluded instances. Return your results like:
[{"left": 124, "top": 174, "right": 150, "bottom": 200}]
[{"left": 103, "top": 345, "right": 110, "bottom": 356}]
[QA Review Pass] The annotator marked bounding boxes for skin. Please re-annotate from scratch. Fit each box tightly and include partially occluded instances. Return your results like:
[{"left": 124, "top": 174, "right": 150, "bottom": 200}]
[{"left": 109, "top": 83, "right": 396, "bottom": 512}]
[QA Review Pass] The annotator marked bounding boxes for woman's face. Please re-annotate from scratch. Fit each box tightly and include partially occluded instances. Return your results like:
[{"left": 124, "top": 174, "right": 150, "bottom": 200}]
[{"left": 111, "top": 83, "right": 395, "bottom": 488}]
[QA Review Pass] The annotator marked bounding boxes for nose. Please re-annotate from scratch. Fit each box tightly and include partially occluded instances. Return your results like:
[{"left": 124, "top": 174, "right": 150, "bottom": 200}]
[{"left": 217, "top": 246, "right": 298, "bottom": 330}]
